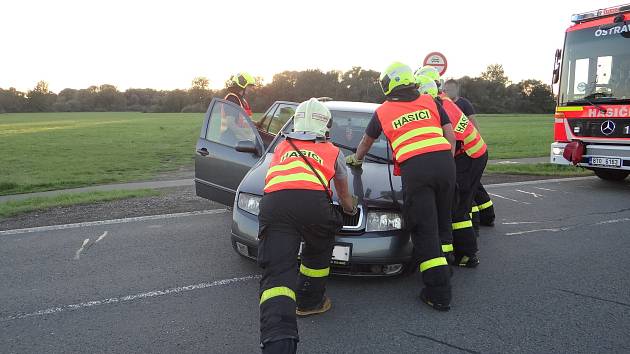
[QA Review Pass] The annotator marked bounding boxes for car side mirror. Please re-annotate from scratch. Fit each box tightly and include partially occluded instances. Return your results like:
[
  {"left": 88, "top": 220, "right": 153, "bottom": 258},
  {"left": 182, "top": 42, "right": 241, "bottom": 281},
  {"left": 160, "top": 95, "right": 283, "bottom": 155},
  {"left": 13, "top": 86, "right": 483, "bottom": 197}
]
[{"left": 235, "top": 140, "right": 260, "bottom": 156}]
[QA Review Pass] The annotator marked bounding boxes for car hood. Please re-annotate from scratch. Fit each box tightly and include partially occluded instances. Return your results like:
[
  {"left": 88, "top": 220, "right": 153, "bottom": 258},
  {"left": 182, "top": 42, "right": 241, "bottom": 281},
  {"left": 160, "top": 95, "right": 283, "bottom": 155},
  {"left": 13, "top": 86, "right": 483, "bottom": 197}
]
[{"left": 238, "top": 153, "right": 403, "bottom": 209}]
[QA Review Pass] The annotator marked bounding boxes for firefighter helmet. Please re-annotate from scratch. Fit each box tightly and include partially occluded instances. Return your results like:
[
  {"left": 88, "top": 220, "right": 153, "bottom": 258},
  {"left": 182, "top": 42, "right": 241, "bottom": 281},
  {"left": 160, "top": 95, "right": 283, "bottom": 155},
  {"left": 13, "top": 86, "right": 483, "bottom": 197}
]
[
  {"left": 415, "top": 66, "right": 441, "bottom": 83},
  {"left": 292, "top": 98, "right": 332, "bottom": 138},
  {"left": 228, "top": 72, "right": 255, "bottom": 89},
  {"left": 380, "top": 62, "right": 417, "bottom": 96},
  {"left": 415, "top": 74, "right": 439, "bottom": 98}
]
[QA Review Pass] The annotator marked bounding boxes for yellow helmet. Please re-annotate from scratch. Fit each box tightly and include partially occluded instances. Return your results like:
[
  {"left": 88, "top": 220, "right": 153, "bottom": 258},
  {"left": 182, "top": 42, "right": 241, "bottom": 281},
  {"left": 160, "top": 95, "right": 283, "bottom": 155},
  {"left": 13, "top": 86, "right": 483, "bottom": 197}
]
[
  {"left": 228, "top": 72, "right": 255, "bottom": 89},
  {"left": 415, "top": 74, "right": 438, "bottom": 98},
  {"left": 380, "top": 62, "right": 416, "bottom": 96},
  {"left": 415, "top": 66, "right": 441, "bottom": 82}
]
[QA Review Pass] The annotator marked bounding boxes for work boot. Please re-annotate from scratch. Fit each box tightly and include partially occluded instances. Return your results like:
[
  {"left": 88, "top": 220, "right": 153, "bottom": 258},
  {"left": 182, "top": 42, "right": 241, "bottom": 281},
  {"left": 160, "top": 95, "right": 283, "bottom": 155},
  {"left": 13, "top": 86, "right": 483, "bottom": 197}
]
[
  {"left": 455, "top": 254, "right": 480, "bottom": 268},
  {"left": 296, "top": 296, "right": 331, "bottom": 317},
  {"left": 420, "top": 288, "right": 450, "bottom": 312}
]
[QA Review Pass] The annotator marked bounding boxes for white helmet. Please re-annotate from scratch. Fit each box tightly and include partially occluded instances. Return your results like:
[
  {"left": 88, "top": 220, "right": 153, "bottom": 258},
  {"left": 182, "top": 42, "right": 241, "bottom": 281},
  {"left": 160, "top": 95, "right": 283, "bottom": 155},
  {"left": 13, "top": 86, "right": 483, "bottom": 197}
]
[{"left": 292, "top": 98, "right": 331, "bottom": 138}]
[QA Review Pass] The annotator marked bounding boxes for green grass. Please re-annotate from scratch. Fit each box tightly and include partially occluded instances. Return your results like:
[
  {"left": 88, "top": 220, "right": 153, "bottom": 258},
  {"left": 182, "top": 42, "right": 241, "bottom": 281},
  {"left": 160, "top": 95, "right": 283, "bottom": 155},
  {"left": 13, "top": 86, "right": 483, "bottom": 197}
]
[
  {"left": 476, "top": 114, "right": 552, "bottom": 159},
  {"left": 0, "top": 189, "right": 160, "bottom": 218},
  {"left": 0, "top": 112, "right": 555, "bottom": 197},
  {"left": 0, "top": 112, "right": 206, "bottom": 195},
  {"left": 485, "top": 163, "right": 593, "bottom": 176}
]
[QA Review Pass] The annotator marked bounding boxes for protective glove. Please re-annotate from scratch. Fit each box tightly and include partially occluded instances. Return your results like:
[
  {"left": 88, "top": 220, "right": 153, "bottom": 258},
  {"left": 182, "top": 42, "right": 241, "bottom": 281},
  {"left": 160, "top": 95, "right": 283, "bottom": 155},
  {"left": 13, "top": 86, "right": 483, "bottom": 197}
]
[
  {"left": 345, "top": 154, "right": 363, "bottom": 167},
  {"left": 343, "top": 195, "right": 359, "bottom": 216}
]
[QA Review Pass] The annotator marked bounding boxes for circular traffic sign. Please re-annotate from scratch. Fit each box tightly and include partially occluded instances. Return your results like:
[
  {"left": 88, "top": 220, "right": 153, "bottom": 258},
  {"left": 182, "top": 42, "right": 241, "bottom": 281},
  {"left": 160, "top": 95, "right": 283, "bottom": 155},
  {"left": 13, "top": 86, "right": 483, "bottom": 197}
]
[{"left": 423, "top": 52, "right": 448, "bottom": 76}]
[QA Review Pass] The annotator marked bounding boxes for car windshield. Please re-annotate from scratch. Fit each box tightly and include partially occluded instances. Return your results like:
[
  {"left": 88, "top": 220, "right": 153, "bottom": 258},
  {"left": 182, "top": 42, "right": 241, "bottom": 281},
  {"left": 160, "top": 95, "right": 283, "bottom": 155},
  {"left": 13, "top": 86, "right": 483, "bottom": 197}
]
[
  {"left": 273, "top": 109, "right": 392, "bottom": 163},
  {"left": 558, "top": 23, "right": 630, "bottom": 105}
]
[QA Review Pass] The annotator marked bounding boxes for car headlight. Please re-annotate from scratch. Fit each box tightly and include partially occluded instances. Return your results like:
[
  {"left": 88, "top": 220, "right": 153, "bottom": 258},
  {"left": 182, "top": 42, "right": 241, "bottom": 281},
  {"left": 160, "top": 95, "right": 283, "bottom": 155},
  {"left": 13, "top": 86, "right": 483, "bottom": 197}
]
[
  {"left": 552, "top": 147, "right": 564, "bottom": 156},
  {"left": 237, "top": 193, "right": 261, "bottom": 216},
  {"left": 366, "top": 211, "right": 402, "bottom": 232}
]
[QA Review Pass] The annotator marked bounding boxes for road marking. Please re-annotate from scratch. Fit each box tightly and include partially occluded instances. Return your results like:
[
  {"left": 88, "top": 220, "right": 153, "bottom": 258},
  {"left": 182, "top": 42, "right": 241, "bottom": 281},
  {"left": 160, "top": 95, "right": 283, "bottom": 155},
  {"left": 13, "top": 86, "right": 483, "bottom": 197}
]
[
  {"left": 0, "top": 209, "right": 228, "bottom": 236},
  {"left": 488, "top": 193, "right": 531, "bottom": 205},
  {"left": 0, "top": 274, "right": 261, "bottom": 322},
  {"left": 485, "top": 176, "right": 596, "bottom": 189},
  {"left": 94, "top": 231, "right": 108, "bottom": 244},
  {"left": 515, "top": 189, "right": 544, "bottom": 198},
  {"left": 533, "top": 187, "right": 556, "bottom": 192},
  {"left": 506, "top": 217, "right": 630, "bottom": 236},
  {"left": 74, "top": 238, "right": 90, "bottom": 260},
  {"left": 502, "top": 221, "right": 541, "bottom": 225}
]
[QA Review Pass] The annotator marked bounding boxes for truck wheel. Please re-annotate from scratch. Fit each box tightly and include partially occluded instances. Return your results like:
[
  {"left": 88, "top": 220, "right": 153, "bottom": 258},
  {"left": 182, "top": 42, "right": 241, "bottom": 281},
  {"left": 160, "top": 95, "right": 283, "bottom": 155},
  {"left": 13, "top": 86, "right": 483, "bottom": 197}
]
[{"left": 594, "top": 169, "right": 629, "bottom": 181}]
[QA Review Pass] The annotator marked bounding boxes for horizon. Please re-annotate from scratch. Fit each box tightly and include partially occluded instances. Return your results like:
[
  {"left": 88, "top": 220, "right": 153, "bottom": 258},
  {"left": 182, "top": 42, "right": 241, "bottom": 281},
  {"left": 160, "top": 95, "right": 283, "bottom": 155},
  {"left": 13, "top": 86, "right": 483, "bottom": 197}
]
[{"left": 2, "top": 0, "right": 623, "bottom": 93}]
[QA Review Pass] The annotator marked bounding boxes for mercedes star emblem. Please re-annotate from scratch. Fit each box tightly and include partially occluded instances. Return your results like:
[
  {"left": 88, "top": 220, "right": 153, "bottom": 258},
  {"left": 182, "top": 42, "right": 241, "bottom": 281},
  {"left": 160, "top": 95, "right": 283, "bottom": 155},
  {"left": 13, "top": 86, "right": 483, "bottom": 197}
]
[{"left": 600, "top": 120, "right": 616, "bottom": 136}]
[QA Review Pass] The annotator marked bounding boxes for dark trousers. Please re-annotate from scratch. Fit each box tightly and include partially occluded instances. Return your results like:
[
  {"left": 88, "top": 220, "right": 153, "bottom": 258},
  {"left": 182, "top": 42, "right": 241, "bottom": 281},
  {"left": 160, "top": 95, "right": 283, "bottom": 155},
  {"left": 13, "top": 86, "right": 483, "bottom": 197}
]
[
  {"left": 474, "top": 184, "right": 495, "bottom": 226},
  {"left": 400, "top": 150, "right": 455, "bottom": 304},
  {"left": 257, "top": 190, "right": 342, "bottom": 351},
  {"left": 452, "top": 152, "right": 488, "bottom": 257}
]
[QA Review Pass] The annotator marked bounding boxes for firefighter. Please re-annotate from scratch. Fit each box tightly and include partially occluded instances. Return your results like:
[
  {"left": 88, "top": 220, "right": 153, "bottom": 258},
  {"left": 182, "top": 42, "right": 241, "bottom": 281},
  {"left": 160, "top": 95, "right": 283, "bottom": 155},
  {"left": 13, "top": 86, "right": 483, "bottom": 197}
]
[
  {"left": 443, "top": 79, "right": 495, "bottom": 227},
  {"left": 257, "top": 98, "right": 357, "bottom": 353},
  {"left": 225, "top": 72, "right": 255, "bottom": 116},
  {"left": 346, "top": 62, "right": 456, "bottom": 311},
  {"left": 416, "top": 67, "right": 488, "bottom": 268}
]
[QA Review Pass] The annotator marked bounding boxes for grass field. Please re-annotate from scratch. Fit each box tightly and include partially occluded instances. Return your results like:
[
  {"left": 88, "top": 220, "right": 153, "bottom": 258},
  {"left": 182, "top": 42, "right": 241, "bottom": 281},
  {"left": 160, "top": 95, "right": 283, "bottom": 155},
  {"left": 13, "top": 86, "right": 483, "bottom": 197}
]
[
  {"left": 485, "top": 163, "right": 593, "bottom": 176},
  {"left": 476, "top": 114, "right": 552, "bottom": 159},
  {"left": 0, "top": 189, "right": 160, "bottom": 218},
  {"left": 0, "top": 112, "right": 552, "bottom": 196}
]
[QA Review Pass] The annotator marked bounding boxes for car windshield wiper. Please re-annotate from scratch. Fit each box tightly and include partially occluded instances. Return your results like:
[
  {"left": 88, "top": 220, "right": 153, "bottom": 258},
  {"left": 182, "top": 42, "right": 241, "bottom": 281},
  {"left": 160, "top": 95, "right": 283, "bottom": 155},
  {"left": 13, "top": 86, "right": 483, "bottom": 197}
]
[
  {"left": 566, "top": 93, "right": 608, "bottom": 113},
  {"left": 333, "top": 142, "right": 392, "bottom": 163}
]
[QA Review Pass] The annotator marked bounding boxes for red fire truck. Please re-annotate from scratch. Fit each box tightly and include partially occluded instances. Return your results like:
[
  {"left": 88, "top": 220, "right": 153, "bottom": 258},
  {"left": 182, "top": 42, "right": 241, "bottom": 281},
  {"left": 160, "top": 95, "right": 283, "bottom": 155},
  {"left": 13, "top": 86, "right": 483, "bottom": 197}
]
[{"left": 550, "top": 4, "right": 630, "bottom": 181}]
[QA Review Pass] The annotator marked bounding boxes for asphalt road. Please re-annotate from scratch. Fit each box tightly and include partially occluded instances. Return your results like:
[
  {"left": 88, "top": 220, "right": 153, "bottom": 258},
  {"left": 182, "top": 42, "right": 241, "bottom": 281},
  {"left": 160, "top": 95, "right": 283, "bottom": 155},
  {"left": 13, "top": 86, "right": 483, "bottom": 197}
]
[{"left": 1, "top": 177, "right": 629, "bottom": 354}]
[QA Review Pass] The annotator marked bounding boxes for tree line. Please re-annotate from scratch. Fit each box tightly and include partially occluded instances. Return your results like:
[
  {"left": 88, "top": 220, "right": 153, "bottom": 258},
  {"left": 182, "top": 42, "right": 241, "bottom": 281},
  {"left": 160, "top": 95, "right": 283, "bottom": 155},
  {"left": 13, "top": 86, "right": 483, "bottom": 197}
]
[{"left": 0, "top": 64, "right": 555, "bottom": 115}]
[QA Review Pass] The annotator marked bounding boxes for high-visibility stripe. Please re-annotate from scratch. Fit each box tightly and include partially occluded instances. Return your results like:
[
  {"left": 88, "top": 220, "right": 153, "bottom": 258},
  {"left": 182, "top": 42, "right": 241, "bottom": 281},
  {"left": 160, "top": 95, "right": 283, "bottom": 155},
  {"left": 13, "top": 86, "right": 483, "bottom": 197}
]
[
  {"left": 299, "top": 264, "right": 330, "bottom": 278},
  {"left": 556, "top": 106, "right": 583, "bottom": 112},
  {"left": 441, "top": 244, "right": 453, "bottom": 253},
  {"left": 466, "top": 137, "right": 486, "bottom": 156},
  {"left": 419, "top": 257, "right": 448, "bottom": 272},
  {"left": 395, "top": 137, "right": 451, "bottom": 161},
  {"left": 264, "top": 173, "right": 324, "bottom": 190},
  {"left": 266, "top": 160, "right": 325, "bottom": 180},
  {"left": 471, "top": 205, "right": 479, "bottom": 213},
  {"left": 463, "top": 128, "right": 479, "bottom": 145},
  {"left": 259, "top": 286, "right": 296, "bottom": 305},
  {"left": 391, "top": 127, "right": 443, "bottom": 150},
  {"left": 478, "top": 200, "right": 493, "bottom": 210},
  {"left": 452, "top": 220, "right": 473, "bottom": 230}
]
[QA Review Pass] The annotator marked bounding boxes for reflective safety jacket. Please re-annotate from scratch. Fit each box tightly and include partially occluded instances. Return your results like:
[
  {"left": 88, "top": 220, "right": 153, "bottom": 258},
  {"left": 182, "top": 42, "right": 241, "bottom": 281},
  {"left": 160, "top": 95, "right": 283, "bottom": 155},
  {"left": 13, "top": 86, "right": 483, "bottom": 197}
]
[
  {"left": 440, "top": 95, "right": 487, "bottom": 158},
  {"left": 224, "top": 92, "right": 253, "bottom": 117},
  {"left": 264, "top": 139, "right": 339, "bottom": 195},
  {"left": 376, "top": 94, "right": 451, "bottom": 166}
]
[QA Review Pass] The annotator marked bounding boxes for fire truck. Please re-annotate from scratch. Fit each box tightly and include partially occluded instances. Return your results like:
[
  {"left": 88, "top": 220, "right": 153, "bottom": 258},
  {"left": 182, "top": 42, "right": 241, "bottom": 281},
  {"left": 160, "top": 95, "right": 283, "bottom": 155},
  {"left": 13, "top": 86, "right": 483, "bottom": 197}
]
[{"left": 550, "top": 4, "right": 630, "bottom": 181}]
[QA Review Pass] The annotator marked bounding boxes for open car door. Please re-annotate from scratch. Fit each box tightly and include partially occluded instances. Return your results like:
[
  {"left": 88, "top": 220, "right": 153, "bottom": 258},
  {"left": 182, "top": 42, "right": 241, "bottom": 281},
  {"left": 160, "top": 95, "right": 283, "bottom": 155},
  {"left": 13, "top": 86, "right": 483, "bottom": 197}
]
[{"left": 195, "top": 98, "right": 264, "bottom": 206}]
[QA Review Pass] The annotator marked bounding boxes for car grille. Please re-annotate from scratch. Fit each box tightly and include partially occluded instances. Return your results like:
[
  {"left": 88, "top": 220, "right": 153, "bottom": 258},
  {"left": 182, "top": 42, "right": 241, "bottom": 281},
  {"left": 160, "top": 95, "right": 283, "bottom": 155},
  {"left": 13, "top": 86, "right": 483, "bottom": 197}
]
[
  {"left": 567, "top": 119, "right": 630, "bottom": 139},
  {"left": 333, "top": 204, "right": 363, "bottom": 229}
]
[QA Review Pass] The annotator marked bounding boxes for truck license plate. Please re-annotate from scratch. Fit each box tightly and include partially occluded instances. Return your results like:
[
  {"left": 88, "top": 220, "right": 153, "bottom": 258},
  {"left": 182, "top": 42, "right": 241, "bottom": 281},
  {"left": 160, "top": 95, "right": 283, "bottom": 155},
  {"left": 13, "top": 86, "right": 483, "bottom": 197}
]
[{"left": 590, "top": 157, "right": 621, "bottom": 168}]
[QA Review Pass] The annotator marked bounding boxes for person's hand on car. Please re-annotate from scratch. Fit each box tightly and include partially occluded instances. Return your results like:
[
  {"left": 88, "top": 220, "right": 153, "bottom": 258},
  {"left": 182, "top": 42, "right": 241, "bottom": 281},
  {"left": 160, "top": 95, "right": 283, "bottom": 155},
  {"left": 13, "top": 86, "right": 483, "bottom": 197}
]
[{"left": 343, "top": 195, "right": 359, "bottom": 216}]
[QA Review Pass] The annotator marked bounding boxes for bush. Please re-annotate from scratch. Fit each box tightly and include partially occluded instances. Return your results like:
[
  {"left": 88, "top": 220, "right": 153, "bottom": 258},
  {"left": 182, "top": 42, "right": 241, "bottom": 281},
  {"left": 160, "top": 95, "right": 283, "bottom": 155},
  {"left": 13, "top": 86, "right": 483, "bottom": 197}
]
[{"left": 181, "top": 103, "right": 206, "bottom": 113}]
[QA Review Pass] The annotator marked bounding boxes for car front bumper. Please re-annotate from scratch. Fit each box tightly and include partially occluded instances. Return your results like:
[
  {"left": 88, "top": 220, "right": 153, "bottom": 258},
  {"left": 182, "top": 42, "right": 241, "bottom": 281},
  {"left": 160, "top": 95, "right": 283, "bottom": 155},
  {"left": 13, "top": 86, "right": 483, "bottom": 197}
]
[{"left": 230, "top": 207, "right": 413, "bottom": 276}]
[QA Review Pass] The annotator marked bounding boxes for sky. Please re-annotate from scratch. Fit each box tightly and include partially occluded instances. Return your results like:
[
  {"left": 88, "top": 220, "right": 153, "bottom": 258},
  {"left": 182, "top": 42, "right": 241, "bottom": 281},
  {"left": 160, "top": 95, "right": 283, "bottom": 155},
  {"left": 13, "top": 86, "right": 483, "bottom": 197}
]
[{"left": 0, "top": 0, "right": 624, "bottom": 93}]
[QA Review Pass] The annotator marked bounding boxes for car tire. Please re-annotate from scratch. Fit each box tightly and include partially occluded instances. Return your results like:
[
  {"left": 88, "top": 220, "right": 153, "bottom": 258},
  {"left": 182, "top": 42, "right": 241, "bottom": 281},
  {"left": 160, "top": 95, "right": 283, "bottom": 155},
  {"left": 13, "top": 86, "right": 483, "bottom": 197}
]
[{"left": 593, "top": 169, "right": 629, "bottom": 181}]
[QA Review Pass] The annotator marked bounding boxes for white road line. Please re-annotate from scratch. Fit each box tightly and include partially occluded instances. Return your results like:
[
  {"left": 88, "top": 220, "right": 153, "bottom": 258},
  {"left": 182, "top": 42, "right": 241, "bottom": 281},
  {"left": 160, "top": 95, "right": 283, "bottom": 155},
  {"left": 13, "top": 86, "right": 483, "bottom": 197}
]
[
  {"left": 515, "top": 189, "right": 544, "bottom": 198},
  {"left": 1, "top": 274, "right": 261, "bottom": 322},
  {"left": 0, "top": 209, "right": 228, "bottom": 236},
  {"left": 488, "top": 193, "right": 531, "bottom": 205},
  {"left": 74, "top": 238, "right": 90, "bottom": 260},
  {"left": 94, "top": 231, "right": 108, "bottom": 244},
  {"left": 485, "top": 176, "right": 596, "bottom": 189},
  {"left": 502, "top": 221, "right": 541, "bottom": 225},
  {"left": 506, "top": 218, "right": 630, "bottom": 236},
  {"left": 533, "top": 187, "right": 556, "bottom": 192}
]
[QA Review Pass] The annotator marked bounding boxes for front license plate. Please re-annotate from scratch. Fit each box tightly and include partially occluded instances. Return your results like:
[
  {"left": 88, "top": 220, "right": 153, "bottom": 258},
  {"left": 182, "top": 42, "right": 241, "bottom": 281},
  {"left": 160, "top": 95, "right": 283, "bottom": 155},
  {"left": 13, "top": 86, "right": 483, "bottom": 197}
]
[
  {"left": 298, "top": 243, "right": 352, "bottom": 265},
  {"left": 590, "top": 157, "right": 621, "bottom": 168}
]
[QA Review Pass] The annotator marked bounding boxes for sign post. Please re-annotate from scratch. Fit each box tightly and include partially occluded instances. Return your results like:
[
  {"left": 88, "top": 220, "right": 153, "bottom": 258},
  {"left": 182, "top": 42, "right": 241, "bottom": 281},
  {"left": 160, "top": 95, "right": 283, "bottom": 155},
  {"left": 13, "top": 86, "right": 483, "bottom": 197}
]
[{"left": 423, "top": 52, "right": 448, "bottom": 76}]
